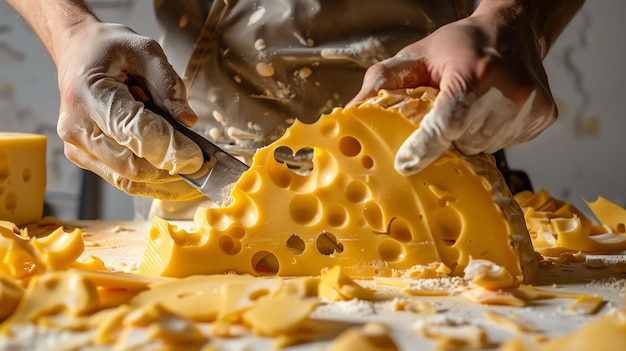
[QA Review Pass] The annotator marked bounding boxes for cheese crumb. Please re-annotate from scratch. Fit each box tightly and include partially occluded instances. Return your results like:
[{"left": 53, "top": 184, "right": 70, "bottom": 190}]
[
  {"left": 297, "top": 67, "right": 312, "bottom": 79},
  {"left": 256, "top": 62, "right": 275, "bottom": 77},
  {"left": 254, "top": 39, "right": 267, "bottom": 51}
]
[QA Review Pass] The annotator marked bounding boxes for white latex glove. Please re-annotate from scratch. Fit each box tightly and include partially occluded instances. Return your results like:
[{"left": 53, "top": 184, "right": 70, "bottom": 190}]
[
  {"left": 56, "top": 21, "right": 204, "bottom": 200},
  {"left": 348, "top": 5, "right": 557, "bottom": 176}
]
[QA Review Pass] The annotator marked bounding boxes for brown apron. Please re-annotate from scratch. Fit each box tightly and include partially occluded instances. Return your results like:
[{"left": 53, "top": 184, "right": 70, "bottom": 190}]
[{"left": 154, "top": 0, "right": 472, "bottom": 158}]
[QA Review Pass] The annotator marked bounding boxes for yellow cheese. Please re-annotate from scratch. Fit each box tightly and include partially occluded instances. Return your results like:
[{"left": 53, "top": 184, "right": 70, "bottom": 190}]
[
  {"left": 0, "top": 270, "right": 100, "bottom": 335},
  {"left": 388, "top": 299, "right": 437, "bottom": 316},
  {"left": 71, "top": 255, "right": 109, "bottom": 272},
  {"left": 131, "top": 274, "right": 253, "bottom": 322},
  {"left": 483, "top": 310, "right": 539, "bottom": 333},
  {"left": 330, "top": 322, "right": 400, "bottom": 351},
  {"left": 567, "top": 294, "right": 604, "bottom": 315},
  {"left": 122, "top": 303, "right": 207, "bottom": 345},
  {"left": 273, "top": 331, "right": 317, "bottom": 349},
  {"left": 0, "top": 273, "right": 23, "bottom": 322},
  {"left": 498, "top": 337, "right": 535, "bottom": 351},
  {"left": 0, "top": 222, "right": 83, "bottom": 282},
  {"left": 462, "top": 287, "right": 526, "bottom": 307},
  {"left": 93, "top": 305, "right": 135, "bottom": 345},
  {"left": 463, "top": 259, "right": 516, "bottom": 290},
  {"left": 0, "top": 268, "right": 160, "bottom": 335},
  {"left": 139, "top": 88, "right": 537, "bottom": 284},
  {"left": 31, "top": 226, "right": 84, "bottom": 271},
  {"left": 399, "top": 262, "right": 452, "bottom": 279},
  {"left": 515, "top": 190, "right": 626, "bottom": 253},
  {"left": 242, "top": 294, "right": 318, "bottom": 336},
  {"left": 506, "top": 284, "right": 606, "bottom": 316},
  {"left": 584, "top": 196, "right": 626, "bottom": 234},
  {"left": 0, "top": 133, "right": 46, "bottom": 226},
  {"left": 218, "top": 278, "right": 285, "bottom": 321},
  {"left": 318, "top": 265, "right": 374, "bottom": 301},
  {"left": 418, "top": 323, "right": 491, "bottom": 350},
  {"left": 540, "top": 311, "right": 626, "bottom": 351}
]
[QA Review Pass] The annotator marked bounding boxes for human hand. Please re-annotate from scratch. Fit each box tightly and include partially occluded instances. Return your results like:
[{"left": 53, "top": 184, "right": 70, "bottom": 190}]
[
  {"left": 55, "top": 21, "right": 204, "bottom": 200},
  {"left": 348, "top": 6, "right": 557, "bottom": 176}
]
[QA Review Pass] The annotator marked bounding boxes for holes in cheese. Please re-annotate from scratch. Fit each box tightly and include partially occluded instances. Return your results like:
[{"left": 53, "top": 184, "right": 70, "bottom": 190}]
[
  {"left": 286, "top": 234, "right": 305, "bottom": 255},
  {"left": 273, "top": 146, "right": 314, "bottom": 176},
  {"left": 316, "top": 232, "right": 343, "bottom": 256},
  {"left": 139, "top": 88, "right": 537, "bottom": 284}
]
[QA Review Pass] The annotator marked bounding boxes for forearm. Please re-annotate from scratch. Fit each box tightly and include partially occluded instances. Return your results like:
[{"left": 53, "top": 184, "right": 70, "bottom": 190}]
[
  {"left": 473, "top": 0, "right": 585, "bottom": 58},
  {"left": 6, "top": 0, "right": 98, "bottom": 64},
  {"left": 524, "top": 0, "right": 585, "bottom": 55}
]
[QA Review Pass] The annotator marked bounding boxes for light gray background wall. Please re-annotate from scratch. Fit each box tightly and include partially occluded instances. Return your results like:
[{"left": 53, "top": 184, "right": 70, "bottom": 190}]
[{"left": 1, "top": 0, "right": 623, "bottom": 220}]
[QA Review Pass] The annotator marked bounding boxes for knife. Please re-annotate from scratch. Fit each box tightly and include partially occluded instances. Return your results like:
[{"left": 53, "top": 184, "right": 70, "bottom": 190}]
[{"left": 130, "top": 86, "right": 249, "bottom": 207}]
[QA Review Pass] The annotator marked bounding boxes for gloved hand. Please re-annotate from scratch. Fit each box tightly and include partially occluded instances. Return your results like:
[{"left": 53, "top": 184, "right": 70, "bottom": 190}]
[
  {"left": 55, "top": 21, "right": 205, "bottom": 200},
  {"left": 348, "top": 5, "right": 557, "bottom": 176}
]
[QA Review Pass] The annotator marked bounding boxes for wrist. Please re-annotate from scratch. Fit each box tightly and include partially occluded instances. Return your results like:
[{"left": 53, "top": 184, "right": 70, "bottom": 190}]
[
  {"left": 470, "top": 0, "right": 546, "bottom": 56},
  {"left": 471, "top": 0, "right": 584, "bottom": 58}
]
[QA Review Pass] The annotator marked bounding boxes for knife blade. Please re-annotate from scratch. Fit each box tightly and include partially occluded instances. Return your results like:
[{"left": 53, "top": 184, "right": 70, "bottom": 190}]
[{"left": 135, "top": 92, "right": 249, "bottom": 207}]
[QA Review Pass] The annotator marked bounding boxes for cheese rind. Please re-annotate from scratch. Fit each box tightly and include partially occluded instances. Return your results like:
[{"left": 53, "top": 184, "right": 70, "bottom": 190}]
[
  {"left": 0, "top": 133, "right": 46, "bottom": 226},
  {"left": 139, "top": 88, "right": 537, "bottom": 284}
]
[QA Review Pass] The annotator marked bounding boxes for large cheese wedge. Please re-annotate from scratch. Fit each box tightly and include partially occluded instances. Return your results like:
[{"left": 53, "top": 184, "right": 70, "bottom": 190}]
[
  {"left": 0, "top": 133, "right": 46, "bottom": 226},
  {"left": 139, "top": 88, "right": 537, "bottom": 284}
]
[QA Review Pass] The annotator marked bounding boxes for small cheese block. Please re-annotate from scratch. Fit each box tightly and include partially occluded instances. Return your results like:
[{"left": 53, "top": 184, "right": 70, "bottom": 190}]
[
  {"left": 0, "top": 133, "right": 47, "bottom": 226},
  {"left": 139, "top": 88, "right": 537, "bottom": 284}
]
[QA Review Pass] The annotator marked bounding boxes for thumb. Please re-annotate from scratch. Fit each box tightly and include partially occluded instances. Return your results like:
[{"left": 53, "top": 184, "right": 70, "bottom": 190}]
[{"left": 394, "top": 74, "right": 471, "bottom": 175}]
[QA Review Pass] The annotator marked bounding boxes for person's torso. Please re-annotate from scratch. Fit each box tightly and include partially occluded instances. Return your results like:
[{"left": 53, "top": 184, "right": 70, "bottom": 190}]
[{"left": 155, "top": 0, "right": 472, "bottom": 156}]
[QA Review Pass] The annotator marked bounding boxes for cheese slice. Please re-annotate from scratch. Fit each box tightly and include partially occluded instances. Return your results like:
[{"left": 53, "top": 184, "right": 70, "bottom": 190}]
[
  {"left": 515, "top": 190, "right": 626, "bottom": 253},
  {"left": 330, "top": 322, "right": 400, "bottom": 351},
  {"left": 0, "top": 273, "right": 23, "bottom": 322},
  {"left": 540, "top": 310, "right": 626, "bottom": 351},
  {"left": 318, "top": 265, "right": 374, "bottom": 301},
  {"left": 0, "top": 133, "right": 47, "bottom": 226},
  {"left": 139, "top": 88, "right": 537, "bottom": 284},
  {"left": 584, "top": 196, "right": 626, "bottom": 234},
  {"left": 0, "top": 223, "right": 83, "bottom": 282}
]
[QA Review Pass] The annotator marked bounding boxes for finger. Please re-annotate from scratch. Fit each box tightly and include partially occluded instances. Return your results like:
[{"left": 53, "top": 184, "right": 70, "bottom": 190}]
[
  {"left": 453, "top": 87, "right": 517, "bottom": 155},
  {"left": 394, "top": 77, "right": 473, "bottom": 176},
  {"left": 59, "top": 112, "right": 184, "bottom": 184},
  {"left": 59, "top": 107, "right": 202, "bottom": 200},
  {"left": 504, "top": 90, "right": 557, "bottom": 148},
  {"left": 84, "top": 77, "right": 203, "bottom": 175},
  {"left": 64, "top": 142, "right": 202, "bottom": 201},
  {"left": 125, "top": 40, "right": 199, "bottom": 127},
  {"left": 346, "top": 54, "right": 429, "bottom": 108}
]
